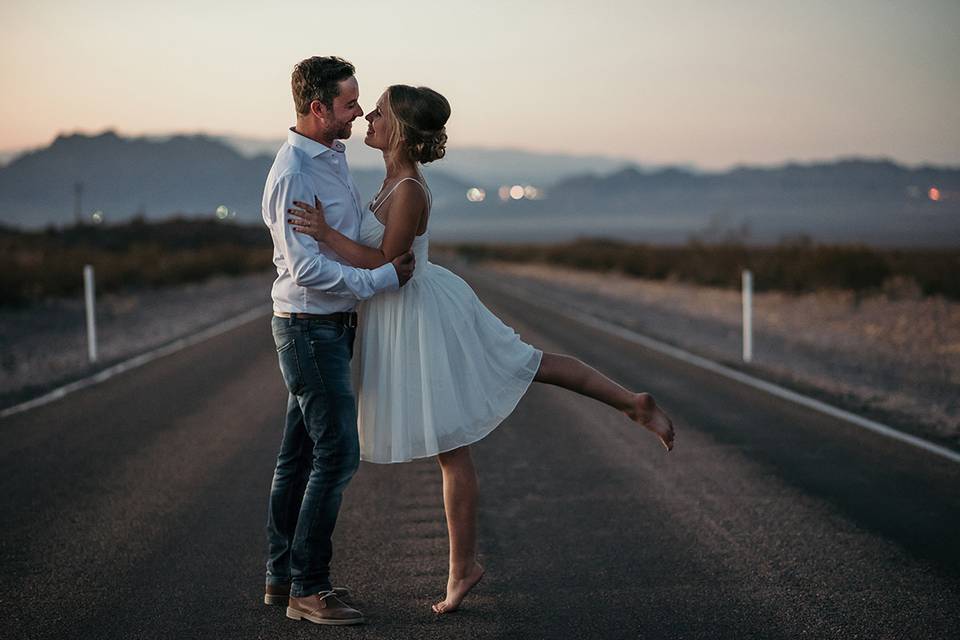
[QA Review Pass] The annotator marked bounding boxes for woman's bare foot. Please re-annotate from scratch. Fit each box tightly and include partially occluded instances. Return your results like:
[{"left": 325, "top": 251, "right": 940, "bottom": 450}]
[
  {"left": 626, "top": 392, "right": 675, "bottom": 451},
  {"left": 432, "top": 562, "right": 485, "bottom": 614}
]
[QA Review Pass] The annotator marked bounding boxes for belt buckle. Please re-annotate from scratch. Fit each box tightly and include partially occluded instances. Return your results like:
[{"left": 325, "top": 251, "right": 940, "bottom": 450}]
[{"left": 346, "top": 313, "right": 358, "bottom": 329}]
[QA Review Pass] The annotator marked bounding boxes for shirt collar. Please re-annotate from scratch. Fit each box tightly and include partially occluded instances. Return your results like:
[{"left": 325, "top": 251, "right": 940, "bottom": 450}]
[{"left": 287, "top": 128, "right": 346, "bottom": 158}]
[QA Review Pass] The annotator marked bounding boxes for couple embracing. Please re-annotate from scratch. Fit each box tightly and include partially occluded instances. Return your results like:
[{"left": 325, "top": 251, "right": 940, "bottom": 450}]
[{"left": 261, "top": 55, "right": 675, "bottom": 626}]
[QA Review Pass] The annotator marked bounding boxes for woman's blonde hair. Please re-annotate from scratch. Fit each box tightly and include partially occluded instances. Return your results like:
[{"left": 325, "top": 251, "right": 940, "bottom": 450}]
[{"left": 381, "top": 85, "right": 450, "bottom": 164}]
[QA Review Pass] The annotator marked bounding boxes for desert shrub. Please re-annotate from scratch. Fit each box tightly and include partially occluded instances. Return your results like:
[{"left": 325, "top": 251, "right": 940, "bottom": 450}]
[
  {"left": 445, "top": 238, "right": 958, "bottom": 300},
  {"left": 1, "top": 219, "right": 273, "bottom": 306}
]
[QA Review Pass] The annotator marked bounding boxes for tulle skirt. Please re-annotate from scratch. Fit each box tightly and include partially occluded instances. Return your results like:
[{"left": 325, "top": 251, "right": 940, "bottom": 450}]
[{"left": 355, "top": 262, "right": 542, "bottom": 463}]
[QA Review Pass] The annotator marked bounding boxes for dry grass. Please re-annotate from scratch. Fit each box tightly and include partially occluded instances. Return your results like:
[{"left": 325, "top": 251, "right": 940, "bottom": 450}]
[
  {"left": 0, "top": 218, "right": 273, "bottom": 306},
  {"left": 445, "top": 238, "right": 960, "bottom": 300}
]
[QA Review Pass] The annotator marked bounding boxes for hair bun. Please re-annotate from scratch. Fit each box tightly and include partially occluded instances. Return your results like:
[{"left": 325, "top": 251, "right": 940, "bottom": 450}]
[
  {"left": 414, "top": 127, "right": 447, "bottom": 164},
  {"left": 385, "top": 85, "right": 451, "bottom": 164}
]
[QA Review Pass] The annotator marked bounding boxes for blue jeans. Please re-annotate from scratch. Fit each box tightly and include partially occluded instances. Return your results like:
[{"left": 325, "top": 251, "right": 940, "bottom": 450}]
[{"left": 266, "top": 316, "right": 359, "bottom": 597}]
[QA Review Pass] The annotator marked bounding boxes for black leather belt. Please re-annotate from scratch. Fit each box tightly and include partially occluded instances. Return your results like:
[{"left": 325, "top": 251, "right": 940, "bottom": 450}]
[{"left": 274, "top": 311, "right": 358, "bottom": 328}]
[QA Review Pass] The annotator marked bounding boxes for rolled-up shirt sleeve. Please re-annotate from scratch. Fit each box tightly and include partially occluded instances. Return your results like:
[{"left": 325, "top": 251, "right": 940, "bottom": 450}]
[{"left": 268, "top": 172, "right": 399, "bottom": 299}]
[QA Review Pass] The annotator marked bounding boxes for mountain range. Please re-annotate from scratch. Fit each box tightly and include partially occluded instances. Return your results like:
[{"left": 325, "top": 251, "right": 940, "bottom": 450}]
[
  {"left": 218, "top": 134, "right": 637, "bottom": 185},
  {"left": 1, "top": 131, "right": 957, "bottom": 246}
]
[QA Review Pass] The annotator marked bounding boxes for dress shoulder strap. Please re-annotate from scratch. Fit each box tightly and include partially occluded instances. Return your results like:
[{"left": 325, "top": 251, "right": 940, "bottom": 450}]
[{"left": 372, "top": 176, "right": 432, "bottom": 214}]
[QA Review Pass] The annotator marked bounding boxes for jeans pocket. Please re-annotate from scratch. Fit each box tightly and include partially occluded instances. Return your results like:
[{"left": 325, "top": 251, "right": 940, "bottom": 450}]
[
  {"left": 275, "top": 339, "right": 304, "bottom": 395},
  {"left": 306, "top": 333, "right": 352, "bottom": 395}
]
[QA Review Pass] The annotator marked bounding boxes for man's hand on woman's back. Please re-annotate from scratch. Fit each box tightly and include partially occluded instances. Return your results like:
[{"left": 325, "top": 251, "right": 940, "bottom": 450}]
[{"left": 392, "top": 252, "right": 416, "bottom": 286}]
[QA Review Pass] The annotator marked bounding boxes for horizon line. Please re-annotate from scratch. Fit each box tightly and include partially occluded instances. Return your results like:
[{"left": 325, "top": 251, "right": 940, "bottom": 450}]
[{"left": 2, "top": 127, "right": 959, "bottom": 173}]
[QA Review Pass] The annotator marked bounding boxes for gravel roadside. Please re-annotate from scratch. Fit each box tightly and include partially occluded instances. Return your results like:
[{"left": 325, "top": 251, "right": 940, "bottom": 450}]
[
  {"left": 0, "top": 271, "right": 275, "bottom": 409},
  {"left": 460, "top": 260, "right": 960, "bottom": 448}
]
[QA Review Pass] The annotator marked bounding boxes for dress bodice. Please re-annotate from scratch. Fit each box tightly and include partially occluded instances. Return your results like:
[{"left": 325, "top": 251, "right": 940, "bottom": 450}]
[
  {"left": 357, "top": 177, "right": 432, "bottom": 277},
  {"left": 358, "top": 209, "right": 430, "bottom": 269}
]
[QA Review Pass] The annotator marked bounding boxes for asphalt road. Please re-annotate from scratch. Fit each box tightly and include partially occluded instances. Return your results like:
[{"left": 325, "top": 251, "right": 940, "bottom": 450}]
[{"left": 2, "top": 267, "right": 959, "bottom": 639}]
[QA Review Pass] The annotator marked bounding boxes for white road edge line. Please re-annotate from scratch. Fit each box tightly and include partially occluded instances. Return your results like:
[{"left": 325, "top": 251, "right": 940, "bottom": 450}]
[
  {"left": 488, "top": 278, "right": 960, "bottom": 466},
  {"left": 0, "top": 305, "right": 272, "bottom": 420}
]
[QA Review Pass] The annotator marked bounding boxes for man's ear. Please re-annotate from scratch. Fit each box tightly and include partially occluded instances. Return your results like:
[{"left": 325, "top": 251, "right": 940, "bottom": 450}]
[{"left": 309, "top": 99, "right": 329, "bottom": 121}]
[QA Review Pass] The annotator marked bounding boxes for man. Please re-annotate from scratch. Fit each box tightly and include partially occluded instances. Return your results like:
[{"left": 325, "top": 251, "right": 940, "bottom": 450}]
[{"left": 261, "top": 56, "right": 414, "bottom": 626}]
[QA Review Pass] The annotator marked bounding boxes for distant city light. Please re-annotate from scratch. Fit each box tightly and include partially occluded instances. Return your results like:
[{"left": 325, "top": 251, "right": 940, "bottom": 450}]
[
  {"left": 928, "top": 186, "right": 941, "bottom": 201},
  {"left": 216, "top": 205, "right": 230, "bottom": 219},
  {"left": 496, "top": 183, "right": 545, "bottom": 201},
  {"left": 466, "top": 187, "right": 486, "bottom": 203},
  {"left": 523, "top": 185, "right": 544, "bottom": 200},
  {"left": 91, "top": 210, "right": 103, "bottom": 224}
]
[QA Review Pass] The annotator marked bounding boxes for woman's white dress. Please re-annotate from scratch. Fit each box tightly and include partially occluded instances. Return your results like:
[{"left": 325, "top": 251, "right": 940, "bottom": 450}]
[{"left": 354, "top": 178, "right": 542, "bottom": 463}]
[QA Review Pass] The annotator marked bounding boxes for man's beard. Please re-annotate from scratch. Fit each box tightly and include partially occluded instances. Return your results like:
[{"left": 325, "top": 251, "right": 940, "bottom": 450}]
[{"left": 335, "top": 121, "right": 353, "bottom": 140}]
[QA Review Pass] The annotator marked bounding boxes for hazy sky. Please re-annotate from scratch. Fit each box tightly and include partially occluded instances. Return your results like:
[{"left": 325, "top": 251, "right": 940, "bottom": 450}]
[{"left": 1, "top": 0, "right": 958, "bottom": 168}]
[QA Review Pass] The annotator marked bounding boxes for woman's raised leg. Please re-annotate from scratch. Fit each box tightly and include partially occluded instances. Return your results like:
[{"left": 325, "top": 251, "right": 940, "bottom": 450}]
[
  {"left": 534, "top": 352, "right": 675, "bottom": 450},
  {"left": 433, "top": 446, "right": 485, "bottom": 614}
]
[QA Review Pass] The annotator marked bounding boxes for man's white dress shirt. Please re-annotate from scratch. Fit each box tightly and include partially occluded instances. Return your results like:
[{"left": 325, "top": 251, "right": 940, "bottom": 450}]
[{"left": 263, "top": 129, "right": 398, "bottom": 313}]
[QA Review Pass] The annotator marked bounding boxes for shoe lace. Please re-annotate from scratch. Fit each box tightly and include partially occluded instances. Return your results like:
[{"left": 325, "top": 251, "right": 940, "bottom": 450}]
[{"left": 316, "top": 590, "right": 339, "bottom": 602}]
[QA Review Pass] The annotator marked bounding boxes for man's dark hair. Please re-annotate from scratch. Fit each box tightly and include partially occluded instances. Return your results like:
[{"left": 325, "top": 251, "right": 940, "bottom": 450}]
[{"left": 291, "top": 56, "right": 356, "bottom": 115}]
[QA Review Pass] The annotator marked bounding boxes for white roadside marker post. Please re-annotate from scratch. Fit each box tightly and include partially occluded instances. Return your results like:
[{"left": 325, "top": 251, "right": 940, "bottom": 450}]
[
  {"left": 84, "top": 265, "right": 98, "bottom": 363},
  {"left": 742, "top": 269, "right": 753, "bottom": 363}
]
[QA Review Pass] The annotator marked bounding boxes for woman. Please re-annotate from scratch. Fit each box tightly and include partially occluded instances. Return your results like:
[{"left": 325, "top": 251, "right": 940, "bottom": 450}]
[{"left": 287, "top": 84, "right": 675, "bottom": 615}]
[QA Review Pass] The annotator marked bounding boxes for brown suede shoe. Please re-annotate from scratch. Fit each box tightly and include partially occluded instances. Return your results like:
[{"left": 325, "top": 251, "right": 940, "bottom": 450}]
[
  {"left": 286, "top": 591, "right": 364, "bottom": 626},
  {"left": 264, "top": 583, "right": 351, "bottom": 606}
]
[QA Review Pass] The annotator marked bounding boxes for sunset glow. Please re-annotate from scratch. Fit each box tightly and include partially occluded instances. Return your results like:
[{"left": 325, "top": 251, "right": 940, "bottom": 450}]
[{"left": 0, "top": 1, "right": 958, "bottom": 168}]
